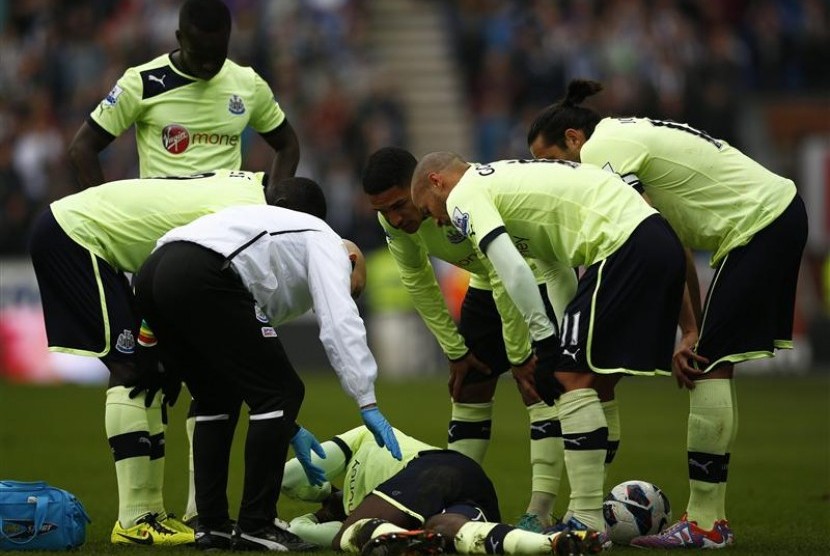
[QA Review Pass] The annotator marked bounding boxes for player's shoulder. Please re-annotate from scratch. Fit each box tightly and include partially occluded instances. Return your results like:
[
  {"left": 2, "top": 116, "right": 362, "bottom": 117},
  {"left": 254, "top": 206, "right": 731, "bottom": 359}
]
[{"left": 220, "top": 58, "right": 265, "bottom": 83}]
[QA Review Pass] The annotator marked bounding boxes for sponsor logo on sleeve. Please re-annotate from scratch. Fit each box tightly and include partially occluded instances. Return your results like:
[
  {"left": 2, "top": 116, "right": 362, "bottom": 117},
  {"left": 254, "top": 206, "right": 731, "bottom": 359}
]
[
  {"left": 102, "top": 84, "right": 123, "bottom": 108},
  {"left": 451, "top": 207, "right": 471, "bottom": 237}
]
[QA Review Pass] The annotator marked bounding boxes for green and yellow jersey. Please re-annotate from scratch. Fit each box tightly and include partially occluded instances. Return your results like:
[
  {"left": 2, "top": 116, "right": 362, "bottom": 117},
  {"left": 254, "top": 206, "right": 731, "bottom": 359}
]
[
  {"left": 581, "top": 117, "right": 797, "bottom": 266},
  {"left": 334, "top": 426, "right": 435, "bottom": 516},
  {"left": 446, "top": 159, "right": 656, "bottom": 267},
  {"left": 380, "top": 214, "right": 543, "bottom": 364},
  {"left": 89, "top": 53, "right": 286, "bottom": 177},
  {"left": 50, "top": 170, "right": 266, "bottom": 272}
]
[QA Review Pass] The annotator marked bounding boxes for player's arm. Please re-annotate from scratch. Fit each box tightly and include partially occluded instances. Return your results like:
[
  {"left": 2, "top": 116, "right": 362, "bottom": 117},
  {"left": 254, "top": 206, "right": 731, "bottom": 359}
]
[
  {"left": 386, "top": 225, "right": 469, "bottom": 361},
  {"left": 307, "top": 240, "right": 401, "bottom": 459},
  {"left": 482, "top": 232, "right": 561, "bottom": 405},
  {"left": 69, "top": 70, "right": 140, "bottom": 188},
  {"left": 67, "top": 121, "right": 115, "bottom": 189},
  {"left": 261, "top": 119, "right": 300, "bottom": 187},
  {"left": 248, "top": 72, "right": 300, "bottom": 187},
  {"left": 672, "top": 248, "right": 708, "bottom": 388},
  {"left": 386, "top": 226, "right": 489, "bottom": 398}
]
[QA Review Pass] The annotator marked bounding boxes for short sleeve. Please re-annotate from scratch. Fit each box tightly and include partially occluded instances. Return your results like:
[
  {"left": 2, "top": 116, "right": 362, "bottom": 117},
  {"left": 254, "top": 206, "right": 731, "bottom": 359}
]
[{"left": 248, "top": 72, "right": 286, "bottom": 133}]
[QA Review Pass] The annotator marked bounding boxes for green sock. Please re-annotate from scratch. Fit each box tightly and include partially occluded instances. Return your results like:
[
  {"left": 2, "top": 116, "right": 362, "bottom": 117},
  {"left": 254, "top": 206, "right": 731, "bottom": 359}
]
[
  {"left": 558, "top": 389, "right": 607, "bottom": 531},
  {"left": 106, "top": 386, "right": 154, "bottom": 528},
  {"left": 686, "top": 379, "right": 734, "bottom": 527},
  {"left": 184, "top": 415, "right": 197, "bottom": 519},
  {"left": 145, "top": 396, "right": 166, "bottom": 516},
  {"left": 601, "top": 400, "right": 621, "bottom": 486},
  {"left": 447, "top": 401, "right": 493, "bottom": 464},
  {"left": 526, "top": 402, "right": 563, "bottom": 522},
  {"left": 455, "top": 522, "right": 552, "bottom": 554},
  {"left": 716, "top": 381, "right": 738, "bottom": 520}
]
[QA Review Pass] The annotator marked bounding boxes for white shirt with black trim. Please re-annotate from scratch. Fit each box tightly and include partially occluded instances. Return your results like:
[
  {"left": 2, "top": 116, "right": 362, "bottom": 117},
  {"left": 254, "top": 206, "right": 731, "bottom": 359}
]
[{"left": 156, "top": 205, "right": 377, "bottom": 407}]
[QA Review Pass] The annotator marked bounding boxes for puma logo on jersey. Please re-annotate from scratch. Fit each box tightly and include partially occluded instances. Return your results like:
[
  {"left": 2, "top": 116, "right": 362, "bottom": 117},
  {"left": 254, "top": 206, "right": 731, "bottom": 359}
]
[
  {"left": 688, "top": 458, "right": 713, "bottom": 474},
  {"left": 148, "top": 74, "right": 167, "bottom": 88}
]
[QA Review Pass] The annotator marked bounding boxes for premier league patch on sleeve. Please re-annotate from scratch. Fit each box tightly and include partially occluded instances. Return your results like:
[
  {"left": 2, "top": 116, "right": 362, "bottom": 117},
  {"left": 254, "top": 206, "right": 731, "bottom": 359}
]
[
  {"left": 102, "top": 84, "right": 123, "bottom": 108},
  {"left": 451, "top": 207, "right": 471, "bottom": 237},
  {"left": 261, "top": 326, "right": 277, "bottom": 337}
]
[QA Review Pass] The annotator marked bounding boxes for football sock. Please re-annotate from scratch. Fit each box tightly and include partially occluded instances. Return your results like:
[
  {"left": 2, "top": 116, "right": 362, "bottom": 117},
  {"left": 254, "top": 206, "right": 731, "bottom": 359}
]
[
  {"left": 526, "top": 401, "right": 563, "bottom": 523},
  {"left": 601, "top": 400, "right": 621, "bottom": 483},
  {"left": 455, "top": 522, "right": 553, "bottom": 554},
  {"left": 686, "top": 378, "right": 733, "bottom": 527},
  {"left": 717, "top": 380, "right": 738, "bottom": 521},
  {"left": 183, "top": 415, "right": 197, "bottom": 520},
  {"left": 145, "top": 395, "right": 166, "bottom": 516},
  {"left": 105, "top": 386, "right": 154, "bottom": 528},
  {"left": 339, "top": 518, "right": 405, "bottom": 552},
  {"left": 557, "top": 388, "right": 607, "bottom": 531},
  {"left": 447, "top": 401, "right": 493, "bottom": 464}
]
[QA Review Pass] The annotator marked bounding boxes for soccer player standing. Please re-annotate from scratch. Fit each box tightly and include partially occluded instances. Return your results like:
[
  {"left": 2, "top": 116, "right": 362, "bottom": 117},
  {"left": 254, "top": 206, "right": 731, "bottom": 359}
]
[
  {"left": 527, "top": 79, "right": 808, "bottom": 549},
  {"left": 68, "top": 0, "right": 299, "bottom": 192},
  {"left": 65, "top": 0, "right": 301, "bottom": 537},
  {"left": 28, "top": 170, "right": 282, "bottom": 544},
  {"left": 362, "top": 147, "right": 577, "bottom": 532},
  {"left": 412, "top": 153, "right": 686, "bottom": 538}
]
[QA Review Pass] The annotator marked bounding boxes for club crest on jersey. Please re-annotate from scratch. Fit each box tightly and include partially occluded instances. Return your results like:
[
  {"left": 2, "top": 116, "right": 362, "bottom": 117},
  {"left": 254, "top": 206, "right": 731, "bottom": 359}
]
[
  {"left": 115, "top": 329, "right": 136, "bottom": 354},
  {"left": 451, "top": 207, "right": 471, "bottom": 237},
  {"left": 228, "top": 95, "right": 245, "bottom": 115},
  {"left": 254, "top": 303, "right": 269, "bottom": 323},
  {"left": 102, "top": 84, "right": 123, "bottom": 108},
  {"left": 162, "top": 124, "right": 190, "bottom": 154}
]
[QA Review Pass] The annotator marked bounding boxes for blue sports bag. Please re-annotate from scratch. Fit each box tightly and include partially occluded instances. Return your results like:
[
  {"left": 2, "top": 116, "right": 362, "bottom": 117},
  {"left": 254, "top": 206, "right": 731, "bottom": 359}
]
[{"left": 0, "top": 481, "right": 91, "bottom": 551}]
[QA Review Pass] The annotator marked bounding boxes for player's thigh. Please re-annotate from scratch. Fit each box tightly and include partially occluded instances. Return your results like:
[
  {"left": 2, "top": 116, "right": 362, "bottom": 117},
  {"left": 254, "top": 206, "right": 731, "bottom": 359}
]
[{"left": 29, "top": 208, "right": 140, "bottom": 374}]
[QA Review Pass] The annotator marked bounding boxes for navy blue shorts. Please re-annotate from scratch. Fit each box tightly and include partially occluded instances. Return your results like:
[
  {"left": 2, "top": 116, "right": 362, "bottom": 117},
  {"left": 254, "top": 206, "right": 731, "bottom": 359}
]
[
  {"left": 28, "top": 208, "right": 138, "bottom": 365},
  {"left": 556, "top": 214, "right": 686, "bottom": 375},
  {"left": 373, "top": 450, "right": 500, "bottom": 524},
  {"left": 696, "top": 194, "right": 808, "bottom": 370}
]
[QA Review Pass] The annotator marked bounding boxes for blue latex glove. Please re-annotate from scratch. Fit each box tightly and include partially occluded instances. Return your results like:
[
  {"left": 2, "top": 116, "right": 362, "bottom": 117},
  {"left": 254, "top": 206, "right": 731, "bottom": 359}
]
[
  {"left": 361, "top": 406, "right": 402, "bottom": 460},
  {"left": 290, "top": 426, "right": 327, "bottom": 486}
]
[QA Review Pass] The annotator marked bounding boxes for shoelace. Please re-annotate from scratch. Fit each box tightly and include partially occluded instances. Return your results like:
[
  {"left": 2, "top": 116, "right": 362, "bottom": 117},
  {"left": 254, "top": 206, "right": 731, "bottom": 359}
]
[{"left": 138, "top": 513, "right": 178, "bottom": 535}]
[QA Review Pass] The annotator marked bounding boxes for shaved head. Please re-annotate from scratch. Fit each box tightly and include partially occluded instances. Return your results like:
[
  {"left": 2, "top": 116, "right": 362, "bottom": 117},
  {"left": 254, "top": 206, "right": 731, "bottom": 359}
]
[{"left": 410, "top": 151, "right": 470, "bottom": 227}]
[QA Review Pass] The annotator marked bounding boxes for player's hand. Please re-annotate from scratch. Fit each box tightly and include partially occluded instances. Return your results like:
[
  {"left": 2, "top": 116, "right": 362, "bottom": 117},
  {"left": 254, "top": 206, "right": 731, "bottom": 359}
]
[
  {"left": 360, "top": 405, "right": 402, "bottom": 460},
  {"left": 291, "top": 426, "right": 327, "bottom": 486},
  {"left": 532, "top": 335, "right": 564, "bottom": 406},
  {"left": 672, "top": 332, "right": 708, "bottom": 390},
  {"left": 511, "top": 354, "right": 540, "bottom": 403},
  {"left": 128, "top": 345, "right": 181, "bottom": 408},
  {"left": 448, "top": 351, "right": 491, "bottom": 401}
]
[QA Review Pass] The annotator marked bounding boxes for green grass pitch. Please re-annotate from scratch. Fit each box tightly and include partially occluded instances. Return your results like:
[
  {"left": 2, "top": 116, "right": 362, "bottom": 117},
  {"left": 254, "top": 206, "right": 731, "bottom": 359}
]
[{"left": 1, "top": 373, "right": 828, "bottom": 554}]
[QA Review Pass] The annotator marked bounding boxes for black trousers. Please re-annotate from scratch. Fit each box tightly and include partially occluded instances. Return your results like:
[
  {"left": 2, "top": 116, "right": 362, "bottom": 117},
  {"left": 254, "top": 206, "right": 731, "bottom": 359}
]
[{"left": 134, "top": 241, "right": 304, "bottom": 531}]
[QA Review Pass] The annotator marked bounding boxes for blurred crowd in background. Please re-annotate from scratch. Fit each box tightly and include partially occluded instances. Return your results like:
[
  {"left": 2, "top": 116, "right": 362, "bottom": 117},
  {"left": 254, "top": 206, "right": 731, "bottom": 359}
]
[
  {"left": 0, "top": 0, "right": 828, "bottom": 378},
  {"left": 2, "top": 0, "right": 828, "bottom": 253}
]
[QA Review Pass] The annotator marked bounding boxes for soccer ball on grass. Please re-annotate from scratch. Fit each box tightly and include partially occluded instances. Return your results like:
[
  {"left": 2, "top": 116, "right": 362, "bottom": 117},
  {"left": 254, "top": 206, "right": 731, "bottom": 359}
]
[{"left": 602, "top": 480, "right": 671, "bottom": 545}]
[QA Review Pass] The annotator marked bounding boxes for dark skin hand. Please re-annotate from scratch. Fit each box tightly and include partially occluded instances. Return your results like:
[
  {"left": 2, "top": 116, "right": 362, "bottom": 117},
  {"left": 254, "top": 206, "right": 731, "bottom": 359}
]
[{"left": 448, "top": 351, "right": 491, "bottom": 401}]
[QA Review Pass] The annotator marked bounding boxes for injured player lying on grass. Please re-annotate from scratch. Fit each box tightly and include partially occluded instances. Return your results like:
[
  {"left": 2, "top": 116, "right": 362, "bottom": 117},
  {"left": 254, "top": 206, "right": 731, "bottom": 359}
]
[{"left": 278, "top": 425, "right": 605, "bottom": 555}]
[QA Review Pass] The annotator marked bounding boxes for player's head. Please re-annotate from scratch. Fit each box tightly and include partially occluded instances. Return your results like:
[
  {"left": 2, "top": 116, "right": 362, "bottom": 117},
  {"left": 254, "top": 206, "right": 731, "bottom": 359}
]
[
  {"left": 527, "top": 79, "right": 603, "bottom": 162},
  {"left": 362, "top": 147, "right": 423, "bottom": 234},
  {"left": 411, "top": 151, "right": 469, "bottom": 227},
  {"left": 342, "top": 240, "right": 367, "bottom": 299},
  {"left": 176, "top": 0, "right": 231, "bottom": 80},
  {"left": 267, "top": 176, "right": 328, "bottom": 221}
]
